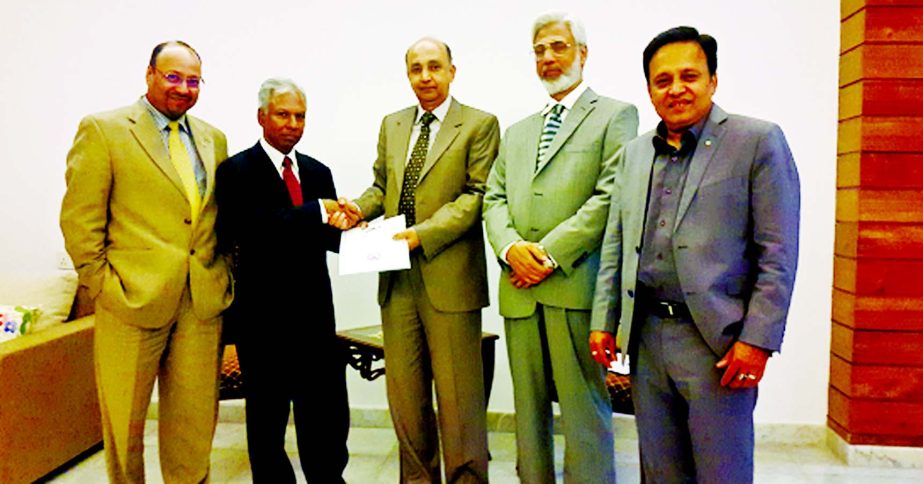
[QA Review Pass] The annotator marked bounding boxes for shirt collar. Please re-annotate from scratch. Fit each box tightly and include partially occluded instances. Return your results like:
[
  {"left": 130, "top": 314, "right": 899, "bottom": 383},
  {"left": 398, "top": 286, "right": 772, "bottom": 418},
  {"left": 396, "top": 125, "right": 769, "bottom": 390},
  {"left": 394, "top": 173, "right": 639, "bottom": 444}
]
[
  {"left": 259, "top": 137, "right": 296, "bottom": 172},
  {"left": 142, "top": 96, "right": 190, "bottom": 134},
  {"left": 415, "top": 96, "right": 452, "bottom": 125},
  {"left": 652, "top": 106, "right": 711, "bottom": 156},
  {"left": 542, "top": 83, "right": 587, "bottom": 116}
]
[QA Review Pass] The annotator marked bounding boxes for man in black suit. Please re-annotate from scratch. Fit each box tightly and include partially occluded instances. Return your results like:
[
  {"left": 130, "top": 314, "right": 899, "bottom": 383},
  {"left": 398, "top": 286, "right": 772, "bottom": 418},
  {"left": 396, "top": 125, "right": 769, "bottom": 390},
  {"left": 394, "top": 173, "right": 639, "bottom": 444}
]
[{"left": 216, "top": 78, "right": 349, "bottom": 483}]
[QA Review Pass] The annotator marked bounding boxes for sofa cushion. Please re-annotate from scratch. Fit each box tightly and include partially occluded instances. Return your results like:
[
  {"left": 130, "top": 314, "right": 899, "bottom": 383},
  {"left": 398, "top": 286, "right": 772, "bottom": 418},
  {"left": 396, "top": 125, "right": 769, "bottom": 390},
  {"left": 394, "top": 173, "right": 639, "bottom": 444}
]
[{"left": 0, "top": 270, "right": 78, "bottom": 333}]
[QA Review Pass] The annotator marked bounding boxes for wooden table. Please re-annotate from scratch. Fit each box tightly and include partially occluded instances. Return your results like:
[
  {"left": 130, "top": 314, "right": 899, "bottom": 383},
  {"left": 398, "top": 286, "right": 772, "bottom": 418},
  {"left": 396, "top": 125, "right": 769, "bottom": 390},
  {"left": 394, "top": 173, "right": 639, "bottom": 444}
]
[{"left": 337, "top": 325, "right": 500, "bottom": 403}]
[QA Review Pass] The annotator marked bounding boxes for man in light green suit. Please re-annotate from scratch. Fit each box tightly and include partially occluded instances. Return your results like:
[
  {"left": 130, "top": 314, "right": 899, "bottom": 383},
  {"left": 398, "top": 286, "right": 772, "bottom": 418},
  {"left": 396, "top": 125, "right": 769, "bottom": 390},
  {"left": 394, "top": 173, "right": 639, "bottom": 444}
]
[
  {"left": 483, "top": 12, "right": 637, "bottom": 484},
  {"left": 340, "top": 37, "right": 500, "bottom": 483}
]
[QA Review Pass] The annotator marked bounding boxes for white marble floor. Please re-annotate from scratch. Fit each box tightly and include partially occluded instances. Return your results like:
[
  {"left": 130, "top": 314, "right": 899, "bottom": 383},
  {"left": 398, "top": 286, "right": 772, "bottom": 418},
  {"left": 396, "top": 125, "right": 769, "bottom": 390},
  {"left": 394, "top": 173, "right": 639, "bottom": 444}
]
[{"left": 44, "top": 419, "right": 923, "bottom": 483}]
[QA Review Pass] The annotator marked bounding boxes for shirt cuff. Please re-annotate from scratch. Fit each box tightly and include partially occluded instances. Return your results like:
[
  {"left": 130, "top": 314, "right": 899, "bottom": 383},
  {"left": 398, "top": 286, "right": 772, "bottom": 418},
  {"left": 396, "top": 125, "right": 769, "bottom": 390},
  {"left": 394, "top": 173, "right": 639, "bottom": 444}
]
[
  {"left": 318, "top": 199, "right": 328, "bottom": 224},
  {"left": 541, "top": 247, "right": 559, "bottom": 269},
  {"left": 500, "top": 241, "right": 516, "bottom": 265}
]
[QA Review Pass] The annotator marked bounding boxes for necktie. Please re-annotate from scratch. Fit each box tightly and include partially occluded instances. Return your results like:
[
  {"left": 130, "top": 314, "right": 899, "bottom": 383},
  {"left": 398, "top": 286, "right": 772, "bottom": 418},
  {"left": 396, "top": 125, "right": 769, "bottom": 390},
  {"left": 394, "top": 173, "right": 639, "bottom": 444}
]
[
  {"left": 167, "top": 121, "right": 201, "bottom": 223},
  {"left": 398, "top": 111, "right": 436, "bottom": 227},
  {"left": 282, "top": 156, "right": 303, "bottom": 206},
  {"left": 537, "top": 103, "right": 564, "bottom": 169}
]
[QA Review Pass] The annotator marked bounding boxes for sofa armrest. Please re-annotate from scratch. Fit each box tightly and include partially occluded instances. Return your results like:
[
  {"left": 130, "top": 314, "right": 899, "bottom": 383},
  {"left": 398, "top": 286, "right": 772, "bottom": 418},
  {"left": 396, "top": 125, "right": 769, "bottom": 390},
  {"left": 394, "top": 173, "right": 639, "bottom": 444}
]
[
  {"left": 0, "top": 315, "right": 94, "bottom": 356},
  {"left": 0, "top": 315, "right": 102, "bottom": 483}
]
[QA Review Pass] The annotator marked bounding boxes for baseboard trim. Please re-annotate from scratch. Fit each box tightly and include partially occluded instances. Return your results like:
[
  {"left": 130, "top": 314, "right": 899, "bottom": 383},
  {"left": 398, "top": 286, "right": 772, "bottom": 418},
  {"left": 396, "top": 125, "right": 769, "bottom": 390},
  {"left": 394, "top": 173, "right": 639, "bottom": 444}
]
[
  {"left": 148, "top": 401, "right": 825, "bottom": 447},
  {"left": 826, "top": 428, "right": 923, "bottom": 469}
]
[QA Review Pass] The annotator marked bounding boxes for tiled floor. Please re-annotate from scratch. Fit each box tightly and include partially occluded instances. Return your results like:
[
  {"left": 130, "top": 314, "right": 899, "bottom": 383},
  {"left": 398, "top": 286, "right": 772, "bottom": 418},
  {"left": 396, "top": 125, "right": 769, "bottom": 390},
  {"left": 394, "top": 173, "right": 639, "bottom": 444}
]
[{"left": 46, "top": 420, "right": 923, "bottom": 483}]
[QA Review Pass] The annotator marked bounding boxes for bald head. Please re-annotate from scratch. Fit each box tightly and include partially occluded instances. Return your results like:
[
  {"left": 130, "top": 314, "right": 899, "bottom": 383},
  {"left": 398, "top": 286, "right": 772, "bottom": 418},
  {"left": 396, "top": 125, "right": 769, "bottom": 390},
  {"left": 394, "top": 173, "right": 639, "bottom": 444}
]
[{"left": 405, "top": 37, "right": 452, "bottom": 66}]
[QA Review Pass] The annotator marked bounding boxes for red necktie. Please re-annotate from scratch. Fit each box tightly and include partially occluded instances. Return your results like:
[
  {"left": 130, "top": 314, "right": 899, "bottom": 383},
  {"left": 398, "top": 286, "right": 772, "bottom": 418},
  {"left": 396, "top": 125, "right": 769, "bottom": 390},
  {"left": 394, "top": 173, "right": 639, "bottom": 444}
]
[{"left": 282, "top": 156, "right": 303, "bottom": 206}]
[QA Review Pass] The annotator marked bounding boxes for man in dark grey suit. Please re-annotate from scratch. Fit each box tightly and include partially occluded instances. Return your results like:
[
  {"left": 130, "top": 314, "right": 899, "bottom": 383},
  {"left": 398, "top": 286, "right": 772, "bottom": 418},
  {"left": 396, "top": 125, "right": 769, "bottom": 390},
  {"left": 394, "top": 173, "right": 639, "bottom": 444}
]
[{"left": 590, "top": 26, "right": 800, "bottom": 483}]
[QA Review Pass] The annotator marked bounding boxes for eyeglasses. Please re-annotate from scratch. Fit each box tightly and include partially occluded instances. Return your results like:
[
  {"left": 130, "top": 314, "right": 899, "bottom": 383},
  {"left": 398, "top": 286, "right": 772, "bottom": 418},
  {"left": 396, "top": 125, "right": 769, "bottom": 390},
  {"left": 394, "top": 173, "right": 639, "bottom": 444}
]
[
  {"left": 153, "top": 68, "right": 203, "bottom": 88},
  {"left": 533, "top": 41, "right": 573, "bottom": 58}
]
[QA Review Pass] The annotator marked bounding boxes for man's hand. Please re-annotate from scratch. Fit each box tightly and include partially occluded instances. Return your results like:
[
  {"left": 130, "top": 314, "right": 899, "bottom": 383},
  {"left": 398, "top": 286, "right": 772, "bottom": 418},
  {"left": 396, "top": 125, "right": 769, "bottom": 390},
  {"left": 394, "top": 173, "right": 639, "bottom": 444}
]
[
  {"left": 393, "top": 228, "right": 420, "bottom": 251},
  {"left": 716, "top": 341, "right": 770, "bottom": 389},
  {"left": 507, "top": 241, "right": 553, "bottom": 288},
  {"left": 326, "top": 198, "right": 363, "bottom": 230},
  {"left": 589, "top": 330, "right": 619, "bottom": 366},
  {"left": 322, "top": 199, "right": 340, "bottom": 216}
]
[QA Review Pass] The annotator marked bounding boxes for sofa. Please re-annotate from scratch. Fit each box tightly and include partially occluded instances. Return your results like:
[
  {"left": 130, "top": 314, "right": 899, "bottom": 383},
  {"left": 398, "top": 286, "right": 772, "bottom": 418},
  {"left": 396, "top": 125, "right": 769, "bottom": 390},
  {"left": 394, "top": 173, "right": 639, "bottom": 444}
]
[{"left": 0, "top": 272, "right": 101, "bottom": 484}]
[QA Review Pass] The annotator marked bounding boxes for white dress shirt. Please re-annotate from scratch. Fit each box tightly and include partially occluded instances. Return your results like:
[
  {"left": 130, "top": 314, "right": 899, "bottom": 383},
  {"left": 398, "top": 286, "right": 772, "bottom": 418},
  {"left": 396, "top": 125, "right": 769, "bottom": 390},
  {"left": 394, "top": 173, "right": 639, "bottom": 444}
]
[{"left": 405, "top": 96, "right": 452, "bottom": 166}]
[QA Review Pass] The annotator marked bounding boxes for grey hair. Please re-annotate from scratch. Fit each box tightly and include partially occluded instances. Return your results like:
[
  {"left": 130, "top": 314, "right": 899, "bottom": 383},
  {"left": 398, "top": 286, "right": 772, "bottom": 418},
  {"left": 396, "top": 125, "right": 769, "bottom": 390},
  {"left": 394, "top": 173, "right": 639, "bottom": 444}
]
[
  {"left": 532, "top": 12, "right": 587, "bottom": 46},
  {"left": 258, "top": 78, "right": 306, "bottom": 112}
]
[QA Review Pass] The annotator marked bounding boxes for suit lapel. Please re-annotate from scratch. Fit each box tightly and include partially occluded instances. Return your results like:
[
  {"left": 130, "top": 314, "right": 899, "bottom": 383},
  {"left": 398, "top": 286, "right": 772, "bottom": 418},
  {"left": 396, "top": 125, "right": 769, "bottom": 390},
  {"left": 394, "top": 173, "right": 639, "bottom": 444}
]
[
  {"left": 249, "top": 143, "right": 293, "bottom": 206},
  {"left": 419, "top": 99, "right": 461, "bottom": 184},
  {"left": 295, "top": 153, "right": 317, "bottom": 199},
  {"left": 187, "top": 116, "right": 216, "bottom": 205},
  {"left": 633, "top": 134, "right": 657, "bottom": 230},
  {"left": 674, "top": 104, "right": 728, "bottom": 231},
  {"left": 128, "top": 102, "right": 187, "bottom": 198},
  {"left": 535, "top": 88, "right": 598, "bottom": 175},
  {"left": 390, "top": 107, "right": 416, "bottom": 186},
  {"left": 520, "top": 114, "right": 543, "bottom": 178}
]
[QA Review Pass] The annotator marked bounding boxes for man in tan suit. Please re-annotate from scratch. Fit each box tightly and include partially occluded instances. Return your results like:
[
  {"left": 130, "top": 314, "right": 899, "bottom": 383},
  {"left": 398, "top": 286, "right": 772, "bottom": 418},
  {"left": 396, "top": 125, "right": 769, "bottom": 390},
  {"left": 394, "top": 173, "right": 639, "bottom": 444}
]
[
  {"left": 338, "top": 37, "right": 499, "bottom": 483},
  {"left": 60, "top": 41, "right": 232, "bottom": 483}
]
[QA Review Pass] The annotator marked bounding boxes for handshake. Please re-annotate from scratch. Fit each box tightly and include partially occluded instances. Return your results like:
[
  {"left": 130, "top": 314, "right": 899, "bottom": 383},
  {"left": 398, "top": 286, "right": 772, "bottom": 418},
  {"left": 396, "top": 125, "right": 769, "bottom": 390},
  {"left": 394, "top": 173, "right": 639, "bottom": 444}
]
[
  {"left": 320, "top": 198, "right": 422, "bottom": 251},
  {"left": 322, "top": 198, "right": 364, "bottom": 231}
]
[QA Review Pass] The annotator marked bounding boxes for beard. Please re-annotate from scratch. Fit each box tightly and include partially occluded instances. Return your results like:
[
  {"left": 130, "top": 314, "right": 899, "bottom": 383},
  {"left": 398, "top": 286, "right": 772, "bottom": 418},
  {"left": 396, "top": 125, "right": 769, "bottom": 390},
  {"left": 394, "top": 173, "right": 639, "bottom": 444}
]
[{"left": 540, "top": 60, "right": 583, "bottom": 97}]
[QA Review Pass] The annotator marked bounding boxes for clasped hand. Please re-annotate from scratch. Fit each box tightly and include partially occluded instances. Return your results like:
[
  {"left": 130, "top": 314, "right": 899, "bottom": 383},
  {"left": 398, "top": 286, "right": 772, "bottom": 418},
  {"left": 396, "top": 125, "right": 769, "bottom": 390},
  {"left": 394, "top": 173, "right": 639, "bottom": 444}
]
[
  {"left": 324, "top": 198, "right": 364, "bottom": 230},
  {"left": 507, "top": 241, "right": 554, "bottom": 288}
]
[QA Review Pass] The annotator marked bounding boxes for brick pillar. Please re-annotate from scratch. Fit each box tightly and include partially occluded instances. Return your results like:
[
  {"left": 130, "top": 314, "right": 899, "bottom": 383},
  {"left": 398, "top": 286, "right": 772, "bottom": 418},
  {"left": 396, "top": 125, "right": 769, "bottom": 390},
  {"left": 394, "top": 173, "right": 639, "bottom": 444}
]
[{"left": 831, "top": 0, "right": 923, "bottom": 446}]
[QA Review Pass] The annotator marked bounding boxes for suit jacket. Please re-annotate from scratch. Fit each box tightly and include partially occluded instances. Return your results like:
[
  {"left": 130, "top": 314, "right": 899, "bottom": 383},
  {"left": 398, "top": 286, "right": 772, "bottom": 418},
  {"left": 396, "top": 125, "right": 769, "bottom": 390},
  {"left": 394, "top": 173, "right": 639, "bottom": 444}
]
[
  {"left": 355, "top": 98, "right": 500, "bottom": 313},
  {"left": 61, "top": 99, "right": 232, "bottom": 329},
  {"left": 591, "top": 104, "right": 800, "bottom": 357},
  {"left": 483, "top": 88, "right": 638, "bottom": 318},
  {"left": 216, "top": 143, "right": 340, "bottom": 341}
]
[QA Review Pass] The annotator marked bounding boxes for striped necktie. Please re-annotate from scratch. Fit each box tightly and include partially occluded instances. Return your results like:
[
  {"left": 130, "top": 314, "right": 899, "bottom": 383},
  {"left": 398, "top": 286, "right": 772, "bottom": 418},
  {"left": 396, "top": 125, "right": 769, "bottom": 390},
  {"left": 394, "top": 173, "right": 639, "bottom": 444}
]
[
  {"left": 398, "top": 111, "right": 436, "bottom": 227},
  {"left": 167, "top": 121, "right": 201, "bottom": 223},
  {"left": 537, "top": 103, "right": 564, "bottom": 169}
]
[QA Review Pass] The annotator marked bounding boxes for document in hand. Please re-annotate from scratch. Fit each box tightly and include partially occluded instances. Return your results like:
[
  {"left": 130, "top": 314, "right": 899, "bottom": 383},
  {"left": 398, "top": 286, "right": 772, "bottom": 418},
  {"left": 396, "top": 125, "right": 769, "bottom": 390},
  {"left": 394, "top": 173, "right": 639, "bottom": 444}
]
[{"left": 338, "top": 215, "right": 412, "bottom": 275}]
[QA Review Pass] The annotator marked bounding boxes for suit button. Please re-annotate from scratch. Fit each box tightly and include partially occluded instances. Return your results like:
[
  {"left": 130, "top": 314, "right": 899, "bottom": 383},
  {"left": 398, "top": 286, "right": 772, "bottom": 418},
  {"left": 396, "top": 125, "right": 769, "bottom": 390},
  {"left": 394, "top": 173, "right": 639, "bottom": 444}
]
[
  {"left": 184, "top": 218, "right": 192, "bottom": 225},
  {"left": 190, "top": 249, "right": 196, "bottom": 255},
  {"left": 627, "top": 289, "right": 634, "bottom": 298}
]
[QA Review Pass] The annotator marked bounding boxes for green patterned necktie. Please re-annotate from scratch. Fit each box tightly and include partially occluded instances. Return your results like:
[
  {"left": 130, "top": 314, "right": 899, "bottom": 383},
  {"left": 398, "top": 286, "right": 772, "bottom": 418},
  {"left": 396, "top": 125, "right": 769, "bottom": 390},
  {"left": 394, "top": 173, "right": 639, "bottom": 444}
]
[
  {"left": 537, "top": 103, "right": 564, "bottom": 170},
  {"left": 398, "top": 111, "right": 436, "bottom": 227}
]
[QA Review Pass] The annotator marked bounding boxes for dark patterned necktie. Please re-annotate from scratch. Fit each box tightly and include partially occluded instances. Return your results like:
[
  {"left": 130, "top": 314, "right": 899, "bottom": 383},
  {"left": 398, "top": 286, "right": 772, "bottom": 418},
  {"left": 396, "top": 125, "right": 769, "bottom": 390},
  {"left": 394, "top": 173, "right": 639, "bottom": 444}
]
[
  {"left": 281, "top": 156, "right": 303, "bottom": 206},
  {"left": 537, "top": 103, "right": 564, "bottom": 170},
  {"left": 398, "top": 111, "right": 436, "bottom": 227}
]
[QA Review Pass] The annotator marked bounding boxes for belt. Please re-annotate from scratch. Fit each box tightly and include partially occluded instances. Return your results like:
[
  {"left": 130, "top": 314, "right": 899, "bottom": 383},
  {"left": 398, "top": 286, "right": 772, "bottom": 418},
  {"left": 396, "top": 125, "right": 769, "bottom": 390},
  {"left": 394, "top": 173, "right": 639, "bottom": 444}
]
[
  {"left": 645, "top": 299, "right": 692, "bottom": 320},
  {"left": 636, "top": 282, "right": 692, "bottom": 320}
]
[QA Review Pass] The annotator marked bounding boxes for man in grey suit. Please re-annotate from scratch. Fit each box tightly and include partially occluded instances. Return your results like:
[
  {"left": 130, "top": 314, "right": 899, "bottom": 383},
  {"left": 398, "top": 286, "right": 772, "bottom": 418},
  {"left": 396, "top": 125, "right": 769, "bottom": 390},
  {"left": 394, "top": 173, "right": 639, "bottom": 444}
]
[
  {"left": 337, "top": 37, "right": 499, "bottom": 483},
  {"left": 483, "top": 12, "right": 637, "bottom": 484},
  {"left": 590, "top": 26, "right": 800, "bottom": 483}
]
